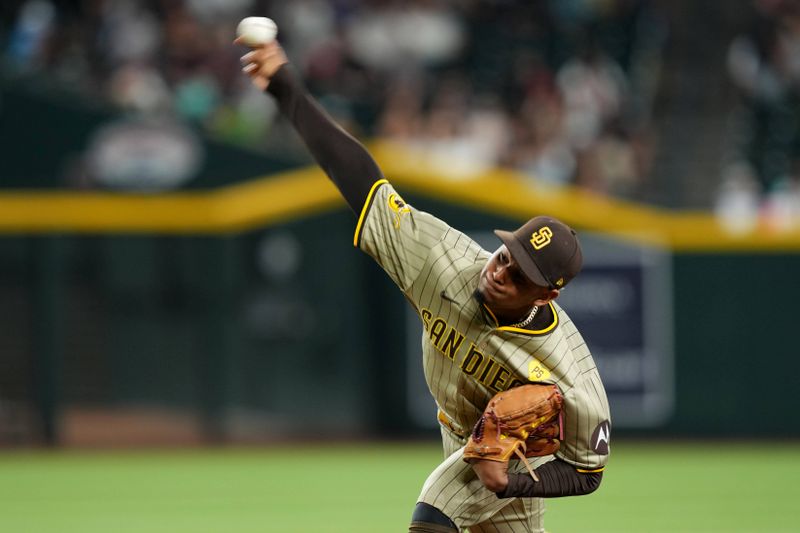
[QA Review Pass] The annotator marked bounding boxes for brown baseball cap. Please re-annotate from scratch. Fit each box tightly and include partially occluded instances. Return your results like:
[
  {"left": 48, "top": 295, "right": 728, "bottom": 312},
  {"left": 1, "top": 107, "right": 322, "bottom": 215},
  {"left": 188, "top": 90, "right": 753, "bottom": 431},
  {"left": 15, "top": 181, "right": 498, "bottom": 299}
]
[{"left": 493, "top": 216, "right": 583, "bottom": 289}]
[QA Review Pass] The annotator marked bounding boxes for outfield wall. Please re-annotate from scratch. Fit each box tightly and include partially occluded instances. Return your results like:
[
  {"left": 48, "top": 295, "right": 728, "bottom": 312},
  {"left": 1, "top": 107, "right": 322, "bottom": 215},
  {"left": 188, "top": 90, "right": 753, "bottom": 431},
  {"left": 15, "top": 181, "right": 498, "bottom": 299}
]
[{"left": 2, "top": 160, "right": 798, "bottom": 444}]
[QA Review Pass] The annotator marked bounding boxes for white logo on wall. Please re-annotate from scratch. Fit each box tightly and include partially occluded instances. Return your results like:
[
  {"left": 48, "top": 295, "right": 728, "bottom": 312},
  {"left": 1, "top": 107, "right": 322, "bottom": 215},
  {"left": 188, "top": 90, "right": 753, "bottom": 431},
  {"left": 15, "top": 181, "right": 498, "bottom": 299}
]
[{"left": 87, "top": 118, "right": 203, "bottom": 191}]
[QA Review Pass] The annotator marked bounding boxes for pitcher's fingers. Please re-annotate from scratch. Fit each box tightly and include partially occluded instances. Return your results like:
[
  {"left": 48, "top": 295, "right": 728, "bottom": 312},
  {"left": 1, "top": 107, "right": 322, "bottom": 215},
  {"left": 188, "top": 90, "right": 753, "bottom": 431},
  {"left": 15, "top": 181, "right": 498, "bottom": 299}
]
[
  {"left": 240, "top": 51, "right": 259, "bottom": 65},
  {"left": 233, "top": 36, "right": 266, "bottom": 48}
]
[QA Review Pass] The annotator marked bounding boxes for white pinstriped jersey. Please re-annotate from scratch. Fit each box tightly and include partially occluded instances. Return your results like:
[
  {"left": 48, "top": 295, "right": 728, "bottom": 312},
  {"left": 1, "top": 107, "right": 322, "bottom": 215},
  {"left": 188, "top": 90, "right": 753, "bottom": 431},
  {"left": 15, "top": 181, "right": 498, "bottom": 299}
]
[{"left": 354, "top": 180, "right": 611, "bottom": 471}]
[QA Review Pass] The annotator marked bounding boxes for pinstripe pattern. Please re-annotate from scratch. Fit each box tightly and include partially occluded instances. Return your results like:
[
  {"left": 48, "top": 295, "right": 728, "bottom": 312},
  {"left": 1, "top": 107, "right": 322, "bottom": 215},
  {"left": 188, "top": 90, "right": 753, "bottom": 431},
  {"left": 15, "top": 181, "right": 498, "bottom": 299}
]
[{"left": 358, "top": 182, "right": 610, "bottom": 531}]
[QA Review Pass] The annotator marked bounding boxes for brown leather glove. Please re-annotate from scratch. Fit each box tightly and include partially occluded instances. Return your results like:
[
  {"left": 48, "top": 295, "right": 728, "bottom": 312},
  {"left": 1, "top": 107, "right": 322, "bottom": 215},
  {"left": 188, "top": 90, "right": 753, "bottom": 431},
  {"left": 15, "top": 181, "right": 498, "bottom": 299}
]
[{"left": 463, "top": 384, "right": 563, "bottom": 481}]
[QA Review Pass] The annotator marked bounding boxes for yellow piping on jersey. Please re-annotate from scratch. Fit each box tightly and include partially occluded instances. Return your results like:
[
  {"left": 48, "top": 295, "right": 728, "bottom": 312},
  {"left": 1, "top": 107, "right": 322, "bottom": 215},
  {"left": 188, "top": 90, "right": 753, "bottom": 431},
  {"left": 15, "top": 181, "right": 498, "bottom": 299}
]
[
  {"left": 576, "top": 467, "right": 605, "bottom": 473},
  {"left": 482, "top": 303, "right": 500, "bottom": 326},
  {"left": 353, "top": 178, "right": 389, "bottom": 247},
  {"left": 492, "top": 302, "right": 559, "bottom": 335}
]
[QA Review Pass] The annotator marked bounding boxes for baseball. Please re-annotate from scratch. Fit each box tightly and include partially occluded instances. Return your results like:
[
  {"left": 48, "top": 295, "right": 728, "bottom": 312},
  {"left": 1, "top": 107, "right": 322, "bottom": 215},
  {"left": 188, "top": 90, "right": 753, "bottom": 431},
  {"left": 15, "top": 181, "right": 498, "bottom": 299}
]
[{"left": 236, "top": 17, "right": 278, "bottom": 46}]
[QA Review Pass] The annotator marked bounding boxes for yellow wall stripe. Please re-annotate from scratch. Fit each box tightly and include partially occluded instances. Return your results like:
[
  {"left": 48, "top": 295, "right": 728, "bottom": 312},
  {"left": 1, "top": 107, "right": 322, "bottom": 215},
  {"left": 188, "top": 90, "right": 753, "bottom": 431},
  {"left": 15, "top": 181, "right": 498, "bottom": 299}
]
[
  {"left": 0, "top": 167, "right": 342, "bottom": 234},
  {"left": 2, "top": 141, "right": 800, "bottom": 251}
]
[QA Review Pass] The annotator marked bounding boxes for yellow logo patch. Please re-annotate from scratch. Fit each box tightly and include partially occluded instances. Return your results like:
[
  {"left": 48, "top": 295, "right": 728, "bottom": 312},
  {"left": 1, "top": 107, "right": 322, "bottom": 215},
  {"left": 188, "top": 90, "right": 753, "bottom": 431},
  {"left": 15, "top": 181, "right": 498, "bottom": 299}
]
[
  {"left": 387, "top": 193, "right": 410, "bottom": 228},
  {"left": 528, "top": 359, "right": 551, "bottom": 381},
  {"left": 530, "top": 227, "right": 553, "bottom": 250}
]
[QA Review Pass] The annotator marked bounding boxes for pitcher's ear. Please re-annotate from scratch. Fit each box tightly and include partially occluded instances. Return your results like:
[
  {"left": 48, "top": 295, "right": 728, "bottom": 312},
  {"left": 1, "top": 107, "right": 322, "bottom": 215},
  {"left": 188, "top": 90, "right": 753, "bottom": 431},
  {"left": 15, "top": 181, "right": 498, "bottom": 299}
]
[{"left": 534, "top": 288, "right": 559, "bottom": 306}]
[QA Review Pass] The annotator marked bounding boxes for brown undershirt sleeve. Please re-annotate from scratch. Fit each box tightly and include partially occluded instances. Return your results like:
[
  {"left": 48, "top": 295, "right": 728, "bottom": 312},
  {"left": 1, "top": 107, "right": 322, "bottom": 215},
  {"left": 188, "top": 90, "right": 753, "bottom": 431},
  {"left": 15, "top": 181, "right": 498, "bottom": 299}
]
[
  {"left": 496, "top": 458, "right": 603, "bottom": 498},
  {"left": 265, "top": 65, "right": 384, "bottom": 213}
]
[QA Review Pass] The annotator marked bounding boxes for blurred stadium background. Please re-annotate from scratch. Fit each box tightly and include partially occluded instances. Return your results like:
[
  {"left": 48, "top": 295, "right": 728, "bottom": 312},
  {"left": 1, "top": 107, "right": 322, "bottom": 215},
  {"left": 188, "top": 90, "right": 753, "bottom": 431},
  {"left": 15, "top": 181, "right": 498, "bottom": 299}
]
[{"left": 1, "top": 0, "right": 799, "bottom": 531}]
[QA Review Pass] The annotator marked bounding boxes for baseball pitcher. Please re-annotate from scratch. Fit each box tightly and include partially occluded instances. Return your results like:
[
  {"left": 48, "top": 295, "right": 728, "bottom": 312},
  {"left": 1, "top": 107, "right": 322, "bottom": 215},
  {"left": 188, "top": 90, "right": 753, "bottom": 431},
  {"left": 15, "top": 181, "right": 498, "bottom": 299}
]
[{"left": 238, "top": 38, "right": 611, "bottom": 533}]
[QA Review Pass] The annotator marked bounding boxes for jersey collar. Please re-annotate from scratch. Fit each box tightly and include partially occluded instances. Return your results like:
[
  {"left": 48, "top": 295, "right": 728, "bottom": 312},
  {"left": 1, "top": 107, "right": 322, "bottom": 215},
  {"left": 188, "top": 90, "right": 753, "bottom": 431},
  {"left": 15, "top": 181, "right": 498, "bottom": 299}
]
[{"left": 480, "top": 301, "right": 559, "bottom": 336}]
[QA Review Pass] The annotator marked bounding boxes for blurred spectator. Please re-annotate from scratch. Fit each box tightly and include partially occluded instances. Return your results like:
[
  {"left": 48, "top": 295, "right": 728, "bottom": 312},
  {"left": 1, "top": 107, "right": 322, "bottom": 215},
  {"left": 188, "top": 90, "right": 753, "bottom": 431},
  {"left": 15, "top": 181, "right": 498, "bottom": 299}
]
[
  {"left": 555, "top": 30, "right": 630, "bottom": 191},
  {"left": 343, "top": 0, "right": 465, "bottom": 73},
  {"left": 275, "top": 0, "right": 338, "bottom": 71},
  {"left": 722, "top": 0, "right": 800, "bottom": 231},
  {"left": 558, "top": 34, "right": 627, "bottom": 151},
  {"left": 502, "top": 61, "right": 576, "bottom": 186},
  {"left": 5, "top": 0, "right": 55, "bottom": 67},
  {"left": 97, "top": 0, "right": 161, "bottom": 67},
  {"left": 108, "top": 63, "right": 171, "bottom": 113}
]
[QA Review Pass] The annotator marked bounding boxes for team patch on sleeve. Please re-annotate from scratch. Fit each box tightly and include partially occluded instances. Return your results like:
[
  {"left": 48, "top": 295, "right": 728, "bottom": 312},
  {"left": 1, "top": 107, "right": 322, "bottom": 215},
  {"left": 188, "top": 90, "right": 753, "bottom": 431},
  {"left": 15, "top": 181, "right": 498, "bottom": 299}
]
[
  {"left": 528, "top": 358, "right": 551, "bottom": 381},
  {"left": 387, "top": 192, "right": 411, "bottom": 228},
  {"left": 590, "top": 420, "right": 611, "bottom": 455}
]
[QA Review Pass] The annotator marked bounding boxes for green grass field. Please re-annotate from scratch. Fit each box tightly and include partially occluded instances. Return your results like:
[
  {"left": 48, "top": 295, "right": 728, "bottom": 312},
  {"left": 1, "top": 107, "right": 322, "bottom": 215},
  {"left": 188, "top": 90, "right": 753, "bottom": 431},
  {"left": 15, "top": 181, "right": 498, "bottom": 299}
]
[{"left": 1, "top": 440, "right": 797, "bottom": 532}]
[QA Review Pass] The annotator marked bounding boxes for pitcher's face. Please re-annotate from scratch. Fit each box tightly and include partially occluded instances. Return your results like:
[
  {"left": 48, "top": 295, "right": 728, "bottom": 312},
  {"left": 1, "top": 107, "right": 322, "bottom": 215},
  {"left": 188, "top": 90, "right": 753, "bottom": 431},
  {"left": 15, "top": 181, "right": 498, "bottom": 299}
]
[{"left": 477, "top": 246, "right": 558, "bottom": 321}]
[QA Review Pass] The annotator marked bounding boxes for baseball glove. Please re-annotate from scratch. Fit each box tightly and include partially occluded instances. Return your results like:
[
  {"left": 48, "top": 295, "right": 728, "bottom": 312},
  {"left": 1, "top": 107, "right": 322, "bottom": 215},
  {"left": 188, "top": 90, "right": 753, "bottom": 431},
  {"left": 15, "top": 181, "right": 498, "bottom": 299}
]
[{"left": 463, "top": 384, "right": 563, "bottom": 481}]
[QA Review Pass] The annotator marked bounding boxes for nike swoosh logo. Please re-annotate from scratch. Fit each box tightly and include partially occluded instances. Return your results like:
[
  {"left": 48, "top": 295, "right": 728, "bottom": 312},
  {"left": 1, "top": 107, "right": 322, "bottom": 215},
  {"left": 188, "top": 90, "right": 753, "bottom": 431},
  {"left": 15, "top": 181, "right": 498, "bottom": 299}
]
[{"left": 441, "top": 290, "right": 459, "bottom": 304}]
